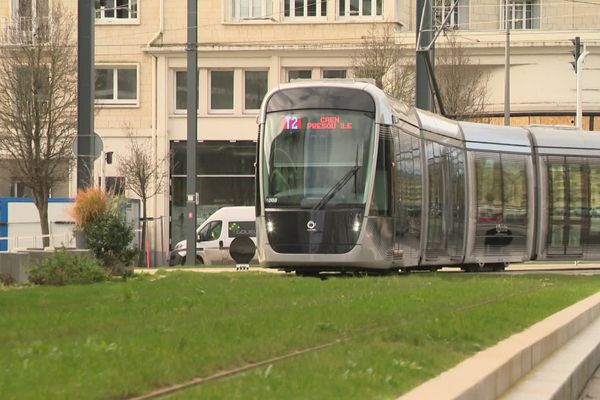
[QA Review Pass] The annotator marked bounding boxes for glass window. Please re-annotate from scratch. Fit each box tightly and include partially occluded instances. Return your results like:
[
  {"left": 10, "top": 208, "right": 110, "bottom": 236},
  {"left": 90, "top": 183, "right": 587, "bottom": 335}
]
[
  {"left": 323, "top": 69, "right": 347, "bottom": 79},
  {"left": 171, "top": 141, "right": 256, "bottom": 176},
  {"left": 288, "top": 70, "right": 312, "bottom": 81},
  {"left": 175, "top": 70, "right": 199, "bottom": 111},
  {"left": 502, "top": 0, "right": 539, "bottom": 30},
  {"left": 244, "top": 70, "right": 268, "bottom": 111},
  {"left": 263, "top": 110, "right": 375, "bottom": 209},
  {"left": 198, "top": 221, "right": 222, "bottom": 241},
  {"left": 394, "top": 129, "right": 422, "bottom": 264},
  {"left": 474, "top": 152, "right": 529, "bottom": 256},
  {"left": 170, "top": 139, "right": 256, "bottom": 248},
  {"left": 95, "top": 69, "right": 113, "bottom": 100},
  {"left": 117, "top": 69, "right": 136, "bottom": 100},
  {"left": 106, "top": 176, "right": 125, "bottom": 195},
  {"left": 339, "top": 0, "right": 382, "bottom": 17},
  {"left": 231, "top": 0, "right": 272, "bottom": 20},
  {"left": 370, "top": 131, "right": 393, "bottom": 216},
  {"left": 95, "top": 67, "right": 137, "bottom": 104},
  {"left": 284, "top": 0, "right": 327, "bottom": 17},
  {"left": 434, "top": 0, "right": 469, "bottom": 29},
  {"left": 95, "top": 0, "right": 138, "bottom": 20},
  {"left": 210, "top": 70, "right": 234, "bottom": 111}
]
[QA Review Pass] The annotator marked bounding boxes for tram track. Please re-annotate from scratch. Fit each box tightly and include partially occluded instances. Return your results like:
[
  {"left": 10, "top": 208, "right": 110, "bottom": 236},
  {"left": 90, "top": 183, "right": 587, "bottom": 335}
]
[{"left": 125, "top": 285, "right": 550, "bottom": 399}]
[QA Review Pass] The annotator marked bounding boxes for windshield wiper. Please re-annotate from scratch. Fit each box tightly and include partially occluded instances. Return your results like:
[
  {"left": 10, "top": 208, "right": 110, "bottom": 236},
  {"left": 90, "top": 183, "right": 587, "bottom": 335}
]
[{"left": 312, "top": 166, "right": 361, "bottom": 211}]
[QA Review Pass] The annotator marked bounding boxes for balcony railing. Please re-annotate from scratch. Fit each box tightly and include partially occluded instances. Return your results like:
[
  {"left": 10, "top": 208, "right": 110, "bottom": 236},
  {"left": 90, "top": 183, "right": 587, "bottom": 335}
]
[{"left": 0, "top": 17, "right": 51, "bottom": 45}]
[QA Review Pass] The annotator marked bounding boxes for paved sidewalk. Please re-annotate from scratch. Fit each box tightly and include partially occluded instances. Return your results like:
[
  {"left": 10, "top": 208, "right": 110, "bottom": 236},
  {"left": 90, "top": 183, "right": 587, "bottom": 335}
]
[
  {"left": 580, "top": 366, "right": 600, "bottom": 400},
  {"left": 400, "top": 292, "right": 600, "bottom": 400}
]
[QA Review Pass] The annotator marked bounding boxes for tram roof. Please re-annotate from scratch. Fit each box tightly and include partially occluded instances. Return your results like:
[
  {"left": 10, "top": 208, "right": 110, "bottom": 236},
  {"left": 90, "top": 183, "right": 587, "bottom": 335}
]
[
  {"left": 528, "top": 125, "right": 600, "bottom": 156},
  {"left": 415, "top": 109, "right": 463, "bottom": 141}
]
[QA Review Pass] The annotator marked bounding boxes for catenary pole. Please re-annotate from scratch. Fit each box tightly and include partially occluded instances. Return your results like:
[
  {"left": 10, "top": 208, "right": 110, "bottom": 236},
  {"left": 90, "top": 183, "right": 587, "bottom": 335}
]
[
  {"left": 185, "top": 0, "right": 198, "bottom": 265},
  {"left": 77, "top": 0, "right": 95, "bottom": 189},
  {"left": 504, "top": 1, "right": 511, "bottom": 126},
  {"left": 416, "top": 0, "right": 434, "bottom": 111}
]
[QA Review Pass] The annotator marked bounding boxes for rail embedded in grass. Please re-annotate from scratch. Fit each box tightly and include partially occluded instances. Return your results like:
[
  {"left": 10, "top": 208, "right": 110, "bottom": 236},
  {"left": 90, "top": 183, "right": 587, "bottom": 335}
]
[{"left": 0, "top": 272, "right": 599, "bottom": 399}]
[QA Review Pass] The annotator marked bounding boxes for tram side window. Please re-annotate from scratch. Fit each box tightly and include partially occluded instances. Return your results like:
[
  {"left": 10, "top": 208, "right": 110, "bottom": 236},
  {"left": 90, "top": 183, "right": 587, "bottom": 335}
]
[
  {"left": 370, "top": 132, "right": 392, "bottom": 216},
  {"left": 394, "top": 130, "right": 422, "bottom": 236},
  {"left": 502, "top": 155, "right": 528, "bottom": 225},
  {"left": 590, "top": 164, "right": 600, "bottom": 238},
  {"left": 476, "top": 153, "right": 503, "bottom": 223},
  {"left": 475, "top": 152, "right": 528, "bottom": 226}
]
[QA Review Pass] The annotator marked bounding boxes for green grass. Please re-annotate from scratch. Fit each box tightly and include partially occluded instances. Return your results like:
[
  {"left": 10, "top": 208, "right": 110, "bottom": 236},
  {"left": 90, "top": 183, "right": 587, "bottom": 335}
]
[{"left": 1, "top": 273, "right": 599, "bottom": 400}]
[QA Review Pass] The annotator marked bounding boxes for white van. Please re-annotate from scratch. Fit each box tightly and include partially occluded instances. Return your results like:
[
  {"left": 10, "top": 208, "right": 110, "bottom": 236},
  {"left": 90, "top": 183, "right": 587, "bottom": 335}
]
[{"left": 168, "top": 206, "right": 257, "bottom": 266}]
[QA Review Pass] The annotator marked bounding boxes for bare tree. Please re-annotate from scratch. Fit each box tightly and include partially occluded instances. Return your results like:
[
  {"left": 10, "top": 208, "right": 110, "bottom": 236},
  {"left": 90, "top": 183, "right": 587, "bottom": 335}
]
[
  {"left": 117, "top": 129, "right": 169, "bottom": 266},
  {"left": 352, "top": 24, "right": 415, "bottom": 105},
  {"left": 352, "top": 28, "right": 488, "bottom": 117},
  {"left": 435, "top": 32, "right": 489, "bottom": 119},
  {"left": 0, "top": 4, "right": 77, "bottom": 247}
]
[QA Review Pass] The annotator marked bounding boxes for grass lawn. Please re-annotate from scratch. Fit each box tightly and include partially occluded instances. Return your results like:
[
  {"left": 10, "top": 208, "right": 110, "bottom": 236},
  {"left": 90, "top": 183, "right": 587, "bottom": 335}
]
[{"left": 1, "top": 272, "right": 600, "bottom": 399}]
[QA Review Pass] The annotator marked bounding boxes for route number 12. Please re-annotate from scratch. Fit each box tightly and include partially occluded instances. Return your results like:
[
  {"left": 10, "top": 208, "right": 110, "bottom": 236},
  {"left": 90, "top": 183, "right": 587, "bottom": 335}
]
[{"left": 283, "top": 116, "right": 302, "bottom": 130}]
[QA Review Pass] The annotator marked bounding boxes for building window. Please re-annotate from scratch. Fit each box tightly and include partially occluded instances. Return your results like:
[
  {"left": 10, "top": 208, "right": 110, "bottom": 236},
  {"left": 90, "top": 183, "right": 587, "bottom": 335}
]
[
  {"left": 434, "top": 0, "right": 469, "bottom": 29},
  {"left": 106, "top": 176, "right": 126, "bottom": 195},
  {"left": 95, "top": 0, "right": 138, "bottom": 20},
  {"left": 10, "top": 181, "right": 32, "bottom": 198},
  {"left": 210, "top": 70, "right": 234, "bottom": 112},
  {"left": 169, "top": 141, "right": 256, "bottom": 247},
  {"left": 244, "top": 70, "right": 268, "bottom": 111},
  {"left": 284, "top": 0, "right": 327, "bottom": 17},
  {"left": 175, "top": 70, "right": 199, "bottom": 112},
  {"left": 323, "top": 69, "right": 347, "bottom": 79},
  {"left": 11, "top": 0, "right": 49, "bottom": 44},
  {"left": 231, "top": 0, "right": 272, "bottom": 20},
  {"left": 339, "top": 0, "right": 382, "bottom": 17},
  {"left": 95, "top": 66, "right": 137, "bottom": 104},
  {"left": 288, "top": 69, "right": 312, "bottom": 81},
  {"left": 501, "top": 0, "right": 539, "bottom": 30}
]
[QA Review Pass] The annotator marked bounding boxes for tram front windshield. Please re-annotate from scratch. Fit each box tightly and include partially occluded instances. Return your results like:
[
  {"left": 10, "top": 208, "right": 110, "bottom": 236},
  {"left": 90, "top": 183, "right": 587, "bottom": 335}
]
[{"left": 263, "top": 110, "right": 375, "bottom": 209}]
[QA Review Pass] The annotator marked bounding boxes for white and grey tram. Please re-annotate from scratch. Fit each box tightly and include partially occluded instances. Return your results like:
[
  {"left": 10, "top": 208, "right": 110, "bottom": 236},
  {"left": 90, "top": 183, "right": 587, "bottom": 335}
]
[{"left": 255, "top": 80, "right": 600, "bottom": 274}]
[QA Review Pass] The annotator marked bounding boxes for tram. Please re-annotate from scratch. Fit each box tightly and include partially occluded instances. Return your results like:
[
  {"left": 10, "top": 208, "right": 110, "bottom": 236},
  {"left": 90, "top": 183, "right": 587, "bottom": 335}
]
[{"left": 255, "top": 80, "right": 600, "bottom": 274}]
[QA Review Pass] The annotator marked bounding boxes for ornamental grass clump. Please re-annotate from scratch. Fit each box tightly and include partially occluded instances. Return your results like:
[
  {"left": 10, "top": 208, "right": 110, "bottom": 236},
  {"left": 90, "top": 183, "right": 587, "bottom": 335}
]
[
  {"left": 70, "top": 187, "right": 109, "bottom": 228},
  {"left": 70, "top": 188, "right": 137, "bottom": 276}
]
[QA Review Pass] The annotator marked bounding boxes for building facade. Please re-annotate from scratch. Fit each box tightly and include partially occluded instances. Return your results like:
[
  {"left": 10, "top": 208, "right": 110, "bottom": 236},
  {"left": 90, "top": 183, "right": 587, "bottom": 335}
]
[{"left": 0, "top": 0, "right": 599, "bottom": 257}]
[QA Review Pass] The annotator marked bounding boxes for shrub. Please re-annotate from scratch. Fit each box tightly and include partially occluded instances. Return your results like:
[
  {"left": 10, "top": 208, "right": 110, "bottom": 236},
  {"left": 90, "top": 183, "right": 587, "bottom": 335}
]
[
  {"left": 28, "top": 250, "right": 107, "bottom": 286},
  {"left": 83, "top": 212, "right": 137, "bottom": 276},
  {"left": 0, "top": 273, "right": 15, "bottom": 286},
  {"left": 70, "top": 187, "right": 109, "bottom": 228}
]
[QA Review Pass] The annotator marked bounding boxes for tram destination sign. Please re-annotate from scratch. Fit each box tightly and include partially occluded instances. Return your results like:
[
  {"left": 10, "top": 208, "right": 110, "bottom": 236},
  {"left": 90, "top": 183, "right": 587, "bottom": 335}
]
[{"left": 283, "top": 115, "right": 353, "bottom": 131}]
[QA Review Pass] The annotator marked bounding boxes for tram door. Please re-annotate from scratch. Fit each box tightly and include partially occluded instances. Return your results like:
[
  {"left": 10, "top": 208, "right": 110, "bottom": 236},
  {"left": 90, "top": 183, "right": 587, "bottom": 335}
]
[
  {"left": 424, "top": 142, "right": 465, "bottom": 262},
  {"left": 547, "top": 158, "right": 586, "bottom": 256}
]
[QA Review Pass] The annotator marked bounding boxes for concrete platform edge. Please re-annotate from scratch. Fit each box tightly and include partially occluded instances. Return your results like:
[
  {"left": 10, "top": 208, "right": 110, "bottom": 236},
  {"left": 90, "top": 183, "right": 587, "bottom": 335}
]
[{"left": 399, "top": 291, "right": 600, "bottom": 400}]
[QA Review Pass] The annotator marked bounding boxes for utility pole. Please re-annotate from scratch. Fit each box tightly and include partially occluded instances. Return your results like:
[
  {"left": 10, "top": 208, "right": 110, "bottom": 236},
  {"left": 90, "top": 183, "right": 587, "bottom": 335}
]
[
  {"left": 504, "top": 1, "right": 511, "bottom": 126},
  {"left": 576, "top": 48, "right": 590, "bottom": 129},
  {"left": 77, "top": 0, "right": 95, "bottom": 189},
  {"left": 571, "top": 37, "right": 589, "bottom": 129},
  {"left": 185, "top": 0, "right": 198, "bottom": 265},
  {"left": 416, "top": 0, "right": 434, "bottom": 111}
]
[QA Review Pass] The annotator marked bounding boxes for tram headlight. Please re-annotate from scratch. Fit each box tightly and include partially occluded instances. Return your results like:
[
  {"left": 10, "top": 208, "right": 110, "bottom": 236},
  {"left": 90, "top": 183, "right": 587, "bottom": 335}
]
[
  {"left": 352, "top": 219, "right": 361, "bottom": 232},
  {"left": 267, "top": 221, "right": 275, "bottom": 233}
]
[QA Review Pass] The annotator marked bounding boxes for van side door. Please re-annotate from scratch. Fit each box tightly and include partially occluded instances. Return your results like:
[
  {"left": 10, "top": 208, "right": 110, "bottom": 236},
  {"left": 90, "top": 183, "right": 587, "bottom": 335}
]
[{"left": 197, "top": 220, "right": 223, "bottom": 265}]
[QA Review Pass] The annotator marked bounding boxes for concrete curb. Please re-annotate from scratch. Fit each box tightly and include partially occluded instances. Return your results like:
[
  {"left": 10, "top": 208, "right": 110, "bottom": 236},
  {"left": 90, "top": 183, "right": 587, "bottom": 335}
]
[{"left": 399, "top": 291, "right": 600, "bottom": 400}]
